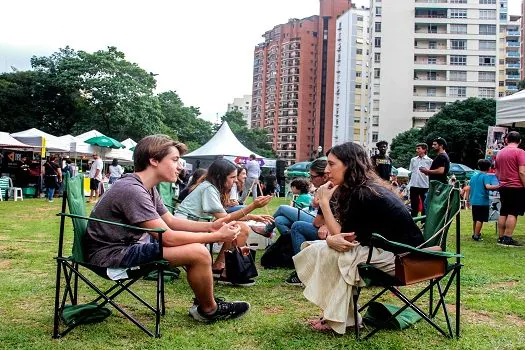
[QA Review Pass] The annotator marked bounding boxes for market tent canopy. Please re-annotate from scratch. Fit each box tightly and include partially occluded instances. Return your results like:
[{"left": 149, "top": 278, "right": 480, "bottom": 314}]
[
  {"left": 395, "top": 167, "right": 411, "bottom": 177},
  {"left": 496, "top": 89, "right": 525, "bottom": 128},
  {"left": 184, "top": 121, "right": 263, "bottom": 159},
  {"left": 105, "top": 138, "right": 136, "bottom": 163},
  {"left": 11, "top": 128, "right": 70, "bottom": 152},
  {"left": 0, "top": 132, "right": 37, "bottom": 149},
  {"left": 57, "top": 134, "right": 93, "bottom": 155}
]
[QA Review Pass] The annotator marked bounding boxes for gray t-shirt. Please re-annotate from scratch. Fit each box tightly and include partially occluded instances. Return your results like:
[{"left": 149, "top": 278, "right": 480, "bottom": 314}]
[
  {"left": 85, "top": 173, "right": 168, "bottom": 267},
  {"left": 176, "top": 181, "right": 226, "bottom": 218}
]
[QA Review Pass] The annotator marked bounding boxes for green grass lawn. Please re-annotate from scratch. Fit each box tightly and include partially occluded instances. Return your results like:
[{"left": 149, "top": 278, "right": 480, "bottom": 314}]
[{"left": 0, "top": 197, "right": 524, "bottom": 349}]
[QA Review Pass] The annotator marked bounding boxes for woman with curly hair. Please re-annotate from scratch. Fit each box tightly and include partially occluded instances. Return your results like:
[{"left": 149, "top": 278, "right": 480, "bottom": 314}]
[{"left": 293, "top": 142, "right": 423, "bottom": 333}]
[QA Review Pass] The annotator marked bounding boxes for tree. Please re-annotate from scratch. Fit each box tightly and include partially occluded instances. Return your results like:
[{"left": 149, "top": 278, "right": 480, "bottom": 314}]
[
  {"left": 157, "top": 90, "right": 213, "bottom": 147},
  {"left": 30, "top": 46, "right": 164, "bottom": 140},
  {"left": 219, "top": 111, "right": 276, "bottom": 158},
  {"left": 518, "top": 79, "right": 525, "bottom": 91},
  {"left": 389, "top": 128, "right": 422, "bottom": 168}
]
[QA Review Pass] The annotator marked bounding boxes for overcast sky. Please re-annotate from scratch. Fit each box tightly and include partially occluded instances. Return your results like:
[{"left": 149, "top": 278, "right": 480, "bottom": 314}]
[{"left": 0, "top": 0, "right": 521, "bottom": 123}]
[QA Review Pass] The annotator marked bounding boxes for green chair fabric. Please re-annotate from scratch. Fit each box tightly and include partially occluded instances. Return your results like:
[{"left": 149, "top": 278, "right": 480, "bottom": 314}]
[
  {"left": 157, "top": 182, "right": 175, "bottom": 214},
  {"left": 53, "top": 174, "right": 168, "bottom": 339},
  {"left": 363, "top": 302, "right": 422, "bottom": 330}
]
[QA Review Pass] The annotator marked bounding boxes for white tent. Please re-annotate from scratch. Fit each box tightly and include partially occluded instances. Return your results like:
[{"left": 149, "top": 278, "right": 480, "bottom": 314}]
[
  {"left": 496, "top": 89, "right": 525, "bottom": 128},
  {"left": 0, "top": 132, "right": 36, "bottom": 149},
  {"left": 56, "top": 134, "right": 93, "bottom": 155},
  {"left": 184, "top": 122, "right": 275, "bottom": 167},
  {"left": 104, "top": 138, "right": 135, "bottom": 163},
  {"left": 11, "top": 128, "right": 70, "bottom": 152},
  {"left": 395, "top": 167, "right": 411, "bottom": 177}
]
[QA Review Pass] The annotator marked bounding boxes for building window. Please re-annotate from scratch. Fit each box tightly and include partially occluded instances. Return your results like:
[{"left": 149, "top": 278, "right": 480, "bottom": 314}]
[
  {"left": 376, "top": 7, "right": 382, "bottom": 16},
  {"left": 356, "top": 48, "right": 363, "bottom": 55},
  {"left": 428, "top": 24, "right": 438, "bottom": 33},
  {"left": 373, "top": 84, "right": 380, "bottom": 94},
  {"left": 427, "top": 87, "right": 437, "bottom": 96},
  {"left": 479, "top": 87, "right": 495, "bottom": 98},
  {"left": 450, "top": 24, "right": 467, "bottom": 34},
  {"left": 355, "top": 84, "right": 362, "bottom": 89},
  {"left": 479, "top": 0, "right": 496, "bottom": 4},
  {"left": 478, "top": 71, "right": 496, "bottom": 82},
  {"left": 479, "top": 9, "right": 496, "bottom": 20},
  {"left": 374, "top": 53, "right": 381, "bottom": 63},
  {"left": 479, "top": 40, "right": 496, "bottom": 50},
  {"left": 428, "top": 56, "right": 437, "bottom": 64},
  {"left": 357, "top": 15, "right": 363, "bottom": 21},
  {"left": 450, "top": 0, "right": 467, "bottom": 3},
  {"left": 479, "top": 24, "right": 496, "bottom": 35},
  {"left": 479, "top": 56, "right": 495, "bottom": 66},
  {"left": 374, "top": 37, "right": 381, "bottom": 48},
  {"left": 373, "top": 100, "right": 380, "bottom": 110},
  {"left": 450, "top": 55, "right": 467, "bottom": 65},
  {"left": 356, "top": 72, "right": 362, "bottom": 77},
  {"left": 375, "top": 22, "right": 382, "bottom": 32},
  {"left": 427, "top": 71, "right": 437, "bottom": 80},
  {"left": 451, "top": 39, "right": 467, "bottom": 50},
  {"left": 450, "top": 9, "right": 467, "bottom": 19},
  {"left": 429, "top": 41, "right": 437, "bottom": 49},
  {"left": 449, "top": 86, "right": 466, "bottom": 98},
  {"left": 372, "top": 116, "right": 379, "bottom": 126},
  {"left": 372, "top": 132, "right": 379, "bottom": 142},
  {"left": 449, "top": 71, "right": 467, "bottom": 81},
  {"left": 374, "top": 68, "right": 381, "bottom": 79}
]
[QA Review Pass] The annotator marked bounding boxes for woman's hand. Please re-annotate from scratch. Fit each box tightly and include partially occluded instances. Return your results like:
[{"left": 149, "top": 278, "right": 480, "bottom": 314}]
[
  {"left": 326, "top": 232, "right": 359, "bottom": 252},
  {"left": 215, "top": 221, "right": 241, "bottom": 242},
  {"left": 317, "top": 181, "right": 338, "bottom": 205},
  {"left": 228, "top": 200, "right": 240, "bottom": 207},
  {"left": 317, "top": 225, "right": 329, "bottom": 240},
  {"left": 250, "top": 214, "right": 274, "bottom": 224},
  {"left": 210, "top": 215, "right": 232, "bottom": 231},
  {"left": 253, "top": 195, "right": 272, "bottom": 208}
]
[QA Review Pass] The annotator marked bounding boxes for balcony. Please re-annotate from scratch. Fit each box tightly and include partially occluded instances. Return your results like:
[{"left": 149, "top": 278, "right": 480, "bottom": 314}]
[
  {"left": 506, "top": 52, "right": 520, "bottom": 57},
  {"left": 506, "top": 85, "right": 518, "bottom": 91},
  {"left": 506, "top": 75, "right": 520, "bottom": 80},
  {"left": 415, "top": 0, "right": 447, "bottom": 3},
  {"left": 507, "top": 31, "right": 520, "bottom": 36},
  {"left": 506, "top": 63, "right": 520, "bottom": 69},
  {"left": 506, "top": 42, "right": 520, "bottom": 47}
]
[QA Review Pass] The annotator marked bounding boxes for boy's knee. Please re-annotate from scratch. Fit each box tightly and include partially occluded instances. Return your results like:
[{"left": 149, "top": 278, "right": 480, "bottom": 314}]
[{"left": 191, "top": 243, "right": 212, "bottom": 264}]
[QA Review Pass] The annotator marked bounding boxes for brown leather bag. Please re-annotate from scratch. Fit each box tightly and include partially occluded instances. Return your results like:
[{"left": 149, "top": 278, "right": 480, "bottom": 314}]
[{"left": 395, "top": 246, "right": 446, "bottom": 285}]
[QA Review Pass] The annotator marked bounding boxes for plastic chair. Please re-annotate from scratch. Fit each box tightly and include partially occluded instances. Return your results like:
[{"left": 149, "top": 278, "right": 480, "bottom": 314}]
[
  {"left": 53, "top": 175, "right": 168, "bottom": 338},
  {"left": 354, "top": 181, "right": 462, "bottom": 340},
  {"left": 0, "top": 177, "right": 10, "bottom": 201}
]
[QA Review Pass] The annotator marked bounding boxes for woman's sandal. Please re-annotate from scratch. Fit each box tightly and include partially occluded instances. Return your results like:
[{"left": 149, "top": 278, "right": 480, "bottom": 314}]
[{"left": 249, "top": 225, "right": 272, "bottom": 238}]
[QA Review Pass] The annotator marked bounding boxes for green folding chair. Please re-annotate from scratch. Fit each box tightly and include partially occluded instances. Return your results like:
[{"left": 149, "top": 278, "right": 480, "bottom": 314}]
[
  {"left": 157, "top": 182, "right": 176, "bottom": 214},
  {"left": 355, "top": 181, "right": 463, "bottom": 340},
  {"left": 53, "top": 175, "right": 168, "bottom": 338}
]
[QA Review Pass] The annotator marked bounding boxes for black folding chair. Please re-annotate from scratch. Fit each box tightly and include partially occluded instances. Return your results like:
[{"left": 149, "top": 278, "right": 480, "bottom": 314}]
[{"left": 53, "top": 175, "right": 168, "bottom": 338}]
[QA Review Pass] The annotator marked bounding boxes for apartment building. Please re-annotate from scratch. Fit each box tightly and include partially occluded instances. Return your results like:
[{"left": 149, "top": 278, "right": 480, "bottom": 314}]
[
  {"left": 521, "top": 0, "right": 525, "bottom": 79},
  {"left": 251, "top": 0, "right": 352, "bottom": 165},
  {"left": 227, "top": 95, "right": 252, "bottom": 127},
  {"left": 332, "top": 7, "right": 370, "bottom": 147},
  {"left": 367, "top": 0, "right": 501, "bottom": 149},
  {"left": 498, "top": 14, "right": 521, "bottom": 96}
]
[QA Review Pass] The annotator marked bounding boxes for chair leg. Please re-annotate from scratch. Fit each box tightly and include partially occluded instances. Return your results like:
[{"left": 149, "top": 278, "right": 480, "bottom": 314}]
[
  {"left": 456, "top": 266, "right": 461, "bottom": 338},
  {"left": 155, "top": 268, "right": 163, "bottom": 338},
  {"left": 53, "top": 260, "right": 63, "bottom": 339},
  {"left": 354, "top": 287, "right": 361, "bottom": 340},
  {"left": 429, "top": 279, "right": 433, "bottom": 317},
  {"left": 436, "top": 281, "right": 453, "bottom": 337}
]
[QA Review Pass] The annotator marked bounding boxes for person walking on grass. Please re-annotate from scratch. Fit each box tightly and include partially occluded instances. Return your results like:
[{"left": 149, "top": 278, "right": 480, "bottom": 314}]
[
  {"left": 469, "top": 159, "right": 499, "bottom": 241},
  {"left": 370, "top": 140, "right": 392, "bottom": 181},
  {"left": 407, "top": 143, "right": 433, "bottom": 217},
  {"left": 494, "top": 131, "right": 525, "bottom": 247},
  {"left": 88, "top": 152, "right": 103, "bottom": 203},
  {"left": 239, "top": 154, "right": 260, "bottom": 204}
]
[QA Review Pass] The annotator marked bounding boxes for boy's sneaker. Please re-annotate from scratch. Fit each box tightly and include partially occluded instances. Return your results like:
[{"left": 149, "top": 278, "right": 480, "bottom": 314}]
[
  {"left": 217, "top": 275, "right": 256, "bottom": 287},
  {"left": 285, "top": 271, "right": 303, "bottom": 286},
  {"left": 497, "top": 236, "right": 523, "bottom": 247},
  {"left": 189, "top": 300, "right": 250, "bottom": 323},
  {"left": 471, "top": 234, "right": 483, "bottom": 241}
]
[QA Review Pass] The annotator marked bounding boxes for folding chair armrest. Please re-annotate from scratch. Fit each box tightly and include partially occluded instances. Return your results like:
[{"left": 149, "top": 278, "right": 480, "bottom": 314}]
[
  {"left": 57, "top": 213, "right": 166, "bottom": 234},
  {"left": 370, "top": 233, "right": 463, "bottom": 258},
  {"left": 413, "top": 215, "right": 426, "bottom": 223}
]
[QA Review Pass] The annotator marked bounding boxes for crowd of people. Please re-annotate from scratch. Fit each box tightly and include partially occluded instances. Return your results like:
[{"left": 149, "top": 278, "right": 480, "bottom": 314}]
[{"left": 79, "top": 131, "right": 524, "bottom": 331}]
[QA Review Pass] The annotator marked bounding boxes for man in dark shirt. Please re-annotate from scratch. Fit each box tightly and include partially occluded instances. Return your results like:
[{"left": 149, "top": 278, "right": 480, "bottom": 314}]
[
  {"left": 371, "top": 140, "right": 393, "bottom": 181},
  {"left": 420, "top": 137, "right": 450, "bottom": 184}
]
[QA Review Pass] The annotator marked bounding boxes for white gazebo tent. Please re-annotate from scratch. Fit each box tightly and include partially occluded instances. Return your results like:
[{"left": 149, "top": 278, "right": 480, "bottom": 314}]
[
  {"left": 11, "top": 128, "right": 70, "bottom": 153},
  {"left": 496, "top": 89, "right": 525, "bottom": 127},
  {"left": 395, "top": 167, "right": 411, "bottom": 178},
  {"left": 0, "top": 132, "right": 36, "bottom": 149},
  {"left": 183, "top": 122, "right": 275, "bottom": 168},
  {"left": 104, "top": 138, "right": 135, "bottom": 164}
]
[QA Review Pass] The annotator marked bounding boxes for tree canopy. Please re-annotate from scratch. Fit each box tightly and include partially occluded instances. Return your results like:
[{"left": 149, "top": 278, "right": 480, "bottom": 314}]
[
  {"left": 390, "top": 98, "right": 495, "bottom": 168},
  {"left": 0, "top": 46, "right": 276, "bottom": 157}
]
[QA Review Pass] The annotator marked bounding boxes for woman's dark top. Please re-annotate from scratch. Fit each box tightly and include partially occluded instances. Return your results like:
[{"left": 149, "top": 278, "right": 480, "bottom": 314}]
[{"left": 338, "top": 183, "right": 423, "bottom": 250}]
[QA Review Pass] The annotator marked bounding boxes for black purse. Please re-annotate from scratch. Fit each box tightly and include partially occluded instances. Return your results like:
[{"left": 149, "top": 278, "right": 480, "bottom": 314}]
[{"left": 225, "top": 247, "right": 258, "bottom": 283}]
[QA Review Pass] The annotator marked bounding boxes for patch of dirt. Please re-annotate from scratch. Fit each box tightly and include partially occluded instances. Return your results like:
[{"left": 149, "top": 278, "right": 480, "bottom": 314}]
[
  {"left": 0, "top": 260, "right": 12, "bottom": 269},
  {"left": 487, "top": 280, "right": 519, "bottom": 289},
  {"left": 448, "top": 304, "right": 525, "bottom": 327},
  {"left": 261, "top": 306, "right": 284, "bottom": 315}
]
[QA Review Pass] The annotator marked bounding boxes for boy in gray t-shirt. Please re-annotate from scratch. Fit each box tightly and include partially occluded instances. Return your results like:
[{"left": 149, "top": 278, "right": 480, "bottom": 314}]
[{"left": 83, "top": 135, "right": 250, "bottom": 322}]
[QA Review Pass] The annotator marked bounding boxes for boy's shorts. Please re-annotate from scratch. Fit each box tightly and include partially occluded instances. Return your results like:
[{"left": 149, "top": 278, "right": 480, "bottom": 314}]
[
  {"left": 120, "top": 242, "right": 161, "bottom": 267},
  {"left": 471, "top": 205, "right": 489, "bottom": 223}
]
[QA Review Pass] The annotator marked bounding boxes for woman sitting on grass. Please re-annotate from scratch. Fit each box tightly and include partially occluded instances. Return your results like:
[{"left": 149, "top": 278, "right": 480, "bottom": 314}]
[
  {"left": 176, "top": 159, "right": 273, "bottom": 286},
  {"left": 293, "top": 142, "right": 423, "bottom": 334}
]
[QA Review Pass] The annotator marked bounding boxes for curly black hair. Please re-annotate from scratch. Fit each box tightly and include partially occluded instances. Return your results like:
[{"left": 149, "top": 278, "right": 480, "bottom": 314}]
[{"left": 290, "top": 178, "right": 310, "bottom": 194}]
